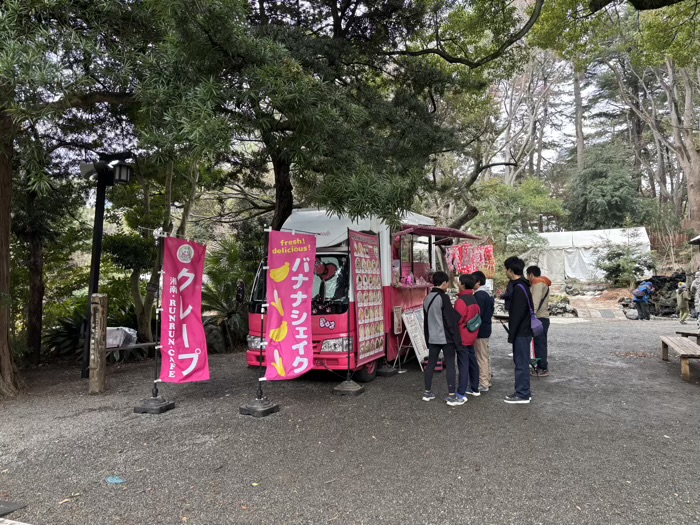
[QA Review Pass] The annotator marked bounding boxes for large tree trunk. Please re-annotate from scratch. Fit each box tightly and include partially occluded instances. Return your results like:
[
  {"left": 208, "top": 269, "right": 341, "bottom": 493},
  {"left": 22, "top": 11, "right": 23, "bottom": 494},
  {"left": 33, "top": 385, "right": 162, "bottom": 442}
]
[
  {"left": 271, "top": 156, "right": 293, "bottom": 231},
  {"left": 535, "top": 103, "right": 547, "bottom": 178},
  {"left": 0, "top": 106, "right": 19, "bottom": 397},
  {"left": 133, "top": 162, "right": 174, "bottom": 345},
  {"left": 130, "top": 268, "right": 152, "bottom": 343},
  {"left": 176, "top": 162, "right": 200, "bottom": 237},
  {"left": 448, "top": 200, "right": 479, "bottom": 230},
  {"left": 573, "top": 68, "right": 585, "bottom": 171},
  {"left": 27, "top": 217, "right": 45, "bottom": 366}
]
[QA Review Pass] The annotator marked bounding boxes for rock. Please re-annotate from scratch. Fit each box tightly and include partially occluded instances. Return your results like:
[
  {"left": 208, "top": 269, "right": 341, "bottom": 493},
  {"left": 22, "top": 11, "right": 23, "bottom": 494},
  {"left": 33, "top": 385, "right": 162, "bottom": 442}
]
[
  {"left": 565, "top": 286, "right": 582, "bottom": 296},
  {"left": 549, "top": 302, "right": 578, "bottom": 317},
  {"left": 625, "top": 309, "right": 639, "bottom": 320}
]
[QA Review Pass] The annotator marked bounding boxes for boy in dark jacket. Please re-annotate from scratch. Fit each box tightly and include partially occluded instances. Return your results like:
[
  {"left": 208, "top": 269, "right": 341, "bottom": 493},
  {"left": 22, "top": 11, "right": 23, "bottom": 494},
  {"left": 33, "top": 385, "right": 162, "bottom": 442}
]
[
  {"left": 504, "top": 256, "right": 533, "bottom": 404},
  {"left": 423, "top": 271, "right": 464, "bottom": 406},
  {"left": 454, "top": 274, "right": 481, "bottom": 401},
  {"left": 471, "top": 271, "right": 495, "bottom": 391}
]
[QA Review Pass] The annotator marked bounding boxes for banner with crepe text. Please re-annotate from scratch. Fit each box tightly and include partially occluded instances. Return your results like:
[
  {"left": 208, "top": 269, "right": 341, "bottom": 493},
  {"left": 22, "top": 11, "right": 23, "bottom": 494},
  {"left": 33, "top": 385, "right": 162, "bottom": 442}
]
[{"left": 160, "top": 237, "right": 209, "bottom": 383}]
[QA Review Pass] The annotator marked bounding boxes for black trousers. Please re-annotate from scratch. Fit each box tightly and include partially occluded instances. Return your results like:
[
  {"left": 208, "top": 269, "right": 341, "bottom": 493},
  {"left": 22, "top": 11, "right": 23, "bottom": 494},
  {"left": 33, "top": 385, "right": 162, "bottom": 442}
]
[
  {"left": 424, "top": 343, "right": 456, "bottom": 394},
  {"left": 457, "top": 345, "right": 479, "bottom": 394},
  {"left": 635, "top": 302, "right": 650, "bottom": 320}
]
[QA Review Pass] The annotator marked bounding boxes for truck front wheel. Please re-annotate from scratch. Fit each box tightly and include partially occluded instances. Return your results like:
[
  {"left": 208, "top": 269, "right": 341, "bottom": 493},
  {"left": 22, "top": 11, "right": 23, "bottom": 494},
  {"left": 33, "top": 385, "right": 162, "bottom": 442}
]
[{"left": 353, "top": 359, "right": 378, "bottom": 383}]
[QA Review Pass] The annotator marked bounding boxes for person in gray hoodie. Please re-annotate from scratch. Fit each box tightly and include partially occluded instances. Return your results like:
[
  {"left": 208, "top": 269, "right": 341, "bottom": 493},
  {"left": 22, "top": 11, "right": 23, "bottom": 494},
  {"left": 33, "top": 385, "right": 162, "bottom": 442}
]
[{"left": 422, "top": 271, "right": 464, "bottom": 406}]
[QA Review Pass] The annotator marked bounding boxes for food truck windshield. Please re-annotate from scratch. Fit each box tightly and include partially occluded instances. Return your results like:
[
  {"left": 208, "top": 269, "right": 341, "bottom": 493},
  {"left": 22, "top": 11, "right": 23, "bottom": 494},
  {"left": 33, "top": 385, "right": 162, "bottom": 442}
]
[{"left": 251, "top": 255, "right": 350, "bottom": 314}]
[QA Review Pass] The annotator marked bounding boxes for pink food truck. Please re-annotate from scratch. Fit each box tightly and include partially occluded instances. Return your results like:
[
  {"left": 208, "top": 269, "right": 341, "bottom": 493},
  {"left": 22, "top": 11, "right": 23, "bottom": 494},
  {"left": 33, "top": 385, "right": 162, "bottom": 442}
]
[{"left": 246, "top": 209, "right": 479, "bottom": 381}]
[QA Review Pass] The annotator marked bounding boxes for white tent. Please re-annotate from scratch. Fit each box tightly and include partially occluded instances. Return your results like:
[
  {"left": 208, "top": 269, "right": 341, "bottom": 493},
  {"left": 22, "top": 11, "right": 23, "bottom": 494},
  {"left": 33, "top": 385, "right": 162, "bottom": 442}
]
[{"left": 524, "top": 227, "right": 651, "bottom": 283}]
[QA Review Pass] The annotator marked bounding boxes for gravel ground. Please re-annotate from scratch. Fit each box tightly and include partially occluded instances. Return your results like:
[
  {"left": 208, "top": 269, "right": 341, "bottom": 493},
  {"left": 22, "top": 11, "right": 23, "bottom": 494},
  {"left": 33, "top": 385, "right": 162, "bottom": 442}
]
[{"left": 1, "top": 318, "right": 699, "bottom": 525}]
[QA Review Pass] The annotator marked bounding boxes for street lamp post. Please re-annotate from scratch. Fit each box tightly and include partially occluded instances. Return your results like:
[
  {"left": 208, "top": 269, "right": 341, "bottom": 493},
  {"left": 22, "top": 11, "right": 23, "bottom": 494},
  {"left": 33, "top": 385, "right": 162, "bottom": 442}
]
[{"left": 80, "top": 153, "right": 134, "bottom": 378}]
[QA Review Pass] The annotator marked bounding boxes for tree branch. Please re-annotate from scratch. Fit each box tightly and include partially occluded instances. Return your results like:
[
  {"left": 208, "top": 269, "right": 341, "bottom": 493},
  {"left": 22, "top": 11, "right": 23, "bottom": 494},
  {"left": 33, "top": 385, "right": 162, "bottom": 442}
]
[
  {"left": 387, "top": 0, "right": 544, "bottom": 69},
  {"left": 38, "top": 91, "right": 134, "bottom": 114},
  {"left": 589, "top": 0, "right": 689, "bottom": 13}
]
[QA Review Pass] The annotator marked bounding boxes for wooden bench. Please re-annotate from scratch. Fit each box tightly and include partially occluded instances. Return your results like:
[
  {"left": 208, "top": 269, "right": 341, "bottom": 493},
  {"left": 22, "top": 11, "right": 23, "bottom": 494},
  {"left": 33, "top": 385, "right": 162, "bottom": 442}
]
[
  {"left": 675, "top": 330, "right": 700, "bottom": 345},
  {"left": 660, "top": 336, "right": 700, "bottom": 381}
]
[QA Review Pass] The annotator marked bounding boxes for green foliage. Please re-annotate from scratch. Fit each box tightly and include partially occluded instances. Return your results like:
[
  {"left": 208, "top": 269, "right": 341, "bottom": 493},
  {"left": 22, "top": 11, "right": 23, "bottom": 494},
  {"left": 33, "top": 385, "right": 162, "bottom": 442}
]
[
  {"left": 103, "top": 234, "right": 156, "bottom": 271},
  {"left": 636, "top": 2, "right": 700, "bottom": 67},
  {"left": 469, "top": 178, "right": 566, "bottom": 252},
  {"left": 201, "top": 230, "right": 262, "bottom": 349},
  {"left": 43, "top": 307, "right": 86, "bottom": 359},
  {"left": 563, "top": 143, "right": 643, "bottom": 230},
  {"left": 596, "top": 241, "right": 655, "bottom": 287}
]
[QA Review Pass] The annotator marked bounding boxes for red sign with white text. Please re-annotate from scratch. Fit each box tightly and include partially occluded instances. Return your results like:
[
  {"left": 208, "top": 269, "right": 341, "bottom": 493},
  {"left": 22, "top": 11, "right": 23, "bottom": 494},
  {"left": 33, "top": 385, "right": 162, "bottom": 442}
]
[
  {"left": 160, "top": 237, "right": 209, "bottom": 383},
  {"left": 265, "top": 231, "right": 316, "bottom": 381}
]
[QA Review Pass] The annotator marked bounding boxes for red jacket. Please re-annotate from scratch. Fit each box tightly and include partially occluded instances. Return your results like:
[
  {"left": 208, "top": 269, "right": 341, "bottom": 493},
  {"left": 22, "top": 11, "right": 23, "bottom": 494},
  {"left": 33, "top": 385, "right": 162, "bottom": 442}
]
[{"left": 454, "top": 290, "right": 481, "bottom": 347}]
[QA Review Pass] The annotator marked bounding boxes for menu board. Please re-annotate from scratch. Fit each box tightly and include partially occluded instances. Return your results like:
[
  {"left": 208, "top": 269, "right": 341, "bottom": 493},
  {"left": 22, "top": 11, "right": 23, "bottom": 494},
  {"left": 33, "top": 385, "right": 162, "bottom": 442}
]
[
  {"left": 350, "top": 230, "right": 385, "bottom": 362},
  {"left": 401, "top": 306, "right": 428, "bottom": 362}
]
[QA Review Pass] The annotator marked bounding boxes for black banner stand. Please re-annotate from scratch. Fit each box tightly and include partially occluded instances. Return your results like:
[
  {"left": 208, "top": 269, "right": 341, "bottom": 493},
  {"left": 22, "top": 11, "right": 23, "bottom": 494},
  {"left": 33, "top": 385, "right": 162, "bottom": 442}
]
[
  {"left": 240, "top": 304, "right": 280, "bottom": 417},
  {"left": 241, "top": 228, "right": 280, "bottom": 417},
  {"left": 333, "top": 229, "right": 364, "bottom": 396},
  {"left": 377, "top": 334, "right": 399, "bottom": 377},
  {"left": 135, "top": 234, "right": 175, "bottom": 414}
]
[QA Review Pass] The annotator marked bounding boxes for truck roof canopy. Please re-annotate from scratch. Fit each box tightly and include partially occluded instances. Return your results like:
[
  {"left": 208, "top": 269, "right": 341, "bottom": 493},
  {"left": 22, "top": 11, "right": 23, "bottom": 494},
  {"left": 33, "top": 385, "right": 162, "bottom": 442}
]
[
  {"left": 282, "top": 208, "right": 435, "bottom": 248},
  {"left": 398, "top": 225, "right": 481, "bottom": 241}
]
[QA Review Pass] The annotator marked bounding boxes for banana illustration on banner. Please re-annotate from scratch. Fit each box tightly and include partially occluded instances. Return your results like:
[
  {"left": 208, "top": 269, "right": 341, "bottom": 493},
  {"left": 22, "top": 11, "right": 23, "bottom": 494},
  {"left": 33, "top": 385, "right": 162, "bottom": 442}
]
[
  {"left": 271, "top": 289, "right": 284, "bottom": 316},
  {"left": 271, "top": 349, "right": 286, "bottom": 377},
  {"left": 269, "top": 321, "right": 288, "bottom": 342},
  {"left": 269, "top": 262, "right": 290, "bottom": 282}
]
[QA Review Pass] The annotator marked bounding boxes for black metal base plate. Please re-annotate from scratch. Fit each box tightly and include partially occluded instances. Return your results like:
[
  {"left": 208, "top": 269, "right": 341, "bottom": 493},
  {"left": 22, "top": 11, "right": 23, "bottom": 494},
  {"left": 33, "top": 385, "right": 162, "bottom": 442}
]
[
  {"left": 134, "top": 396, "right": 176, "bottom": 414},
  {"left": 377, "top": 366, "right": 399, "bottom": 377},
  {"left": 239, "top": 398, "right": 280, "bottom": 417},
  {"left": 333, "top": 380, "right": 365, "bottom": 396},
  {"left": 0, "top": 500, "right": 26, "bottom": 518}
]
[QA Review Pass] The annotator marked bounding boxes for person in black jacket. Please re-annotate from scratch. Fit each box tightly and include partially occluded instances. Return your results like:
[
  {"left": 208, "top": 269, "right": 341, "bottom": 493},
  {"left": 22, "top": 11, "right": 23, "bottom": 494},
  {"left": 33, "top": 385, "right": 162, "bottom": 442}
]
[
  {"left": 471, "top": 271, "right": 494, "bottom": 392},
  {"left": 503, "top": 256, "right": 533, "bottom": 404},
  {"left": 422, "top": 271, "right": 464, "bottom": 406}
]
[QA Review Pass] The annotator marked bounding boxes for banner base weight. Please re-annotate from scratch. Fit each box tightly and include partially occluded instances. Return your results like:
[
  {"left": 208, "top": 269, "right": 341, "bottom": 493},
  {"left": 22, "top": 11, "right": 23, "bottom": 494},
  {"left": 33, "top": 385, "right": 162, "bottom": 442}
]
[
  {"left": 239, "top": 398, "right": 280, "bottom": 417},
  {"left": 333, "top": 380, "right": 365, "bottom": 396},
  {"left": 377, "top": 366, "right": 399, "bottom": 377},
  {"left": 134, "top": 396, "right": 176, "bottom": 414}
]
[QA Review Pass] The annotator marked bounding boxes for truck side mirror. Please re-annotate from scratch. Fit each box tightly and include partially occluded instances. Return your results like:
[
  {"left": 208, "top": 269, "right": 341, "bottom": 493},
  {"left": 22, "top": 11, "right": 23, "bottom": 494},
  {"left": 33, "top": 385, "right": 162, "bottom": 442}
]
[{"left": 236, "top": 281, "right": 246, "bottom": 303}]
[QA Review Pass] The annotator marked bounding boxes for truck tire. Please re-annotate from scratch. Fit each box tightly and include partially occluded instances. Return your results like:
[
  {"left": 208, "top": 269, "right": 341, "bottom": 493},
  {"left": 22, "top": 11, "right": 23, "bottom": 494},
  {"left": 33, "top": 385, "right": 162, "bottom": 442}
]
[{"left": 353, "top": 359, "right": 378, "bottom": 383}]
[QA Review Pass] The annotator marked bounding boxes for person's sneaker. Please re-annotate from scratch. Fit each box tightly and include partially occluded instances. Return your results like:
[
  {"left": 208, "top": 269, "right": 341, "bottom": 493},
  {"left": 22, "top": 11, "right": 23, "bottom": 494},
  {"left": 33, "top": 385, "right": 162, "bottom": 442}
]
[
  {"left": 537, "top": 369, "right": 550, "bottom": 377},
  {"left": 422, "top": 390, "right": 436, "bottom": 402},
  {"left": 478, "top": 385, "right": 490, "bottom": 393},
  {"left": 446, "top": 394, "right": 466, "bottom": 406},
  {"left": 504, "top": 393, "right": 531, "bottom": 404},
  {"left": 465, "top": 388, "right": 481, "bottom": 397}
]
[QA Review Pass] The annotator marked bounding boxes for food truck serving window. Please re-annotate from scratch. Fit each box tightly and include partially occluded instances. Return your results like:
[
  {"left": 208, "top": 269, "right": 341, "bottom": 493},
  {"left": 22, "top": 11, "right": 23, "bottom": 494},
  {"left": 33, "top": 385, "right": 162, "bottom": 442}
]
[
  {"left": 250, "top": 256, "right": 349, "bottom": 314},
  {"left": 312, "top": 255, "right": 349, "bottom": 314}
]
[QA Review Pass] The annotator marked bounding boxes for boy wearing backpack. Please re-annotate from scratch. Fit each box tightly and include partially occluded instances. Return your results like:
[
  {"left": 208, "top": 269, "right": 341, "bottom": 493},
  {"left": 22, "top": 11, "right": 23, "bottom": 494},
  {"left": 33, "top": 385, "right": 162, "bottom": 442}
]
[
  {"left": 527, "top": 266, "right": 551, "bottom": 376},
  {"left": 504, "top": 256, "right": 534, "bottom": 404},
  {"left": 454, "top": 274, "right": 481, "bottom": 401}
]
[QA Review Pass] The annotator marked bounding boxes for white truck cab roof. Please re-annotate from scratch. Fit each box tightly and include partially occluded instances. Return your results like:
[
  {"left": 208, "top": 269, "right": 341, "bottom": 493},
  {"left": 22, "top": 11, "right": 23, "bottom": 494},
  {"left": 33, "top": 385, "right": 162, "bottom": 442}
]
[{"left": 282, "top": 209, "right": 435, "bottom": 249}]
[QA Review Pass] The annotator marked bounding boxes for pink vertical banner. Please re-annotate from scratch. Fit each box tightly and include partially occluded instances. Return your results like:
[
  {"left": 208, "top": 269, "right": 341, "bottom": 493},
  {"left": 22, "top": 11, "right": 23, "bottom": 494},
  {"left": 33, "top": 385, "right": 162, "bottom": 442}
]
[
  {"left": 160, "top": 237, "right": 210, "bottom": 383},
  {"left": 265, "top": 231, "right": 316, "bottom": 381}
]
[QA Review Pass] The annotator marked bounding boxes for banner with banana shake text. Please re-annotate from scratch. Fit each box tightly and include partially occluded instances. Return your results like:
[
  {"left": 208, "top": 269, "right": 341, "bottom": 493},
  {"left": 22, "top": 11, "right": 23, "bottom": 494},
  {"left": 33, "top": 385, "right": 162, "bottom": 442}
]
[{"left": 265, "top": 231, "right": 316, "bottom": 380}]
